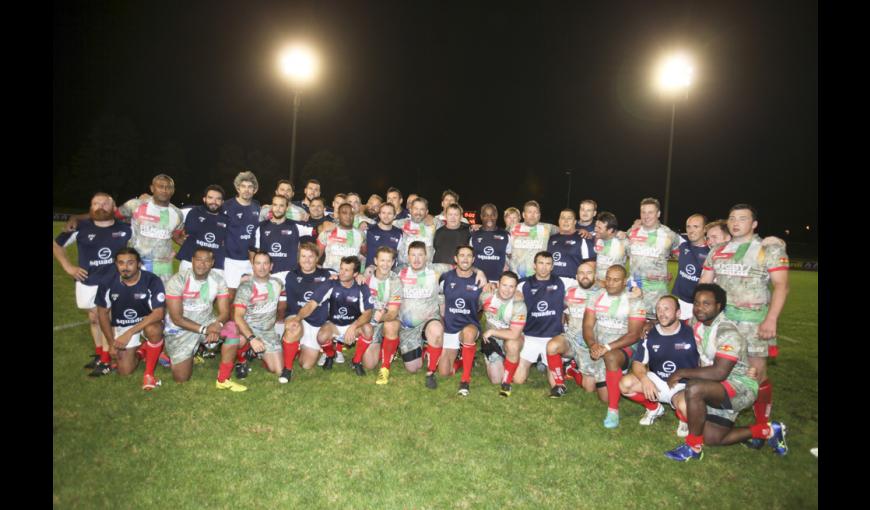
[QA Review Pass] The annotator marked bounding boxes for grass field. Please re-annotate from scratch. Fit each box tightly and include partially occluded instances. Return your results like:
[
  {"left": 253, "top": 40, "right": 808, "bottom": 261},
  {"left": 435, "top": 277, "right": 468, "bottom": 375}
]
[{"left": 52, "top": 222, "right": 819, "bottom": 509}]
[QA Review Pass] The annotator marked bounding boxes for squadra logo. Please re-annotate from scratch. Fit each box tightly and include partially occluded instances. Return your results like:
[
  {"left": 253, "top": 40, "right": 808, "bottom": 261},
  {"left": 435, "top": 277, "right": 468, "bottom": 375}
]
[
  {"left": 123, "top": 309, "right": 138, "bottom": 320},
  {"left": 454, "top": 298, "right": 466, "bottom": 309},
  {"left": 537, "top": 301, "right": 549, "bottom": 312},
  {"left": 271, "top": 243, "right": 282, "bottom": 253},
  {"left": 483, "top": 246, "right": 494, "bottom": 256},
  {"left": 97, "top": 248, "right": 112, "bottom": 260},
  {"left": 204, "top": 233, "right": 216, "bottom": 243}
]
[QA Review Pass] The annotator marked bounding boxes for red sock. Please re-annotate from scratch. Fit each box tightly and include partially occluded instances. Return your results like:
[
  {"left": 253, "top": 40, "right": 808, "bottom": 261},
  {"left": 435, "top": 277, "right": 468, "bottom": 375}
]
[
  {"left": 336, "top": 342, "right": 344, "bottom": 353},
  {"left": 321, "top": 341, "right": 336, "bottom": 357},
  {"left": 754, "top": 379, "right": 773, "bottom": 425},
  {"left": 381, "top": 338, "right": 399, "bottom": 369},
  {"left": 460, "top": 343, "right": 476, "bottom": 383},
  {"left": 625, "top": 392, "right": 659, "bottom": 411},
  {"left": 217, "top": 362, "right": 233, "bottom": 383},
  {"left": 143, "top": 339, "right": 164, "bottom": 377},
  {"left": 546, "top": 354, "right": 565, "bottom": 386},
  {"left": 675, "top": 408, "right": 688, "bottom": 423},
  {"left": 686, "top": 433, "right": 704, "bottom": 450},
  {"left": 99, "top": 348, "right": 111, "bottom": 364},
  {"left": 136, "top": 344, "right": 147, "bottom": 360},
  {"left": 95, "top": 345, "right": 104, "bottom": 356},
  {"left": 502, "top": 359, "right": 519, "bottom": 384},
  {"left": 750, "top": 422, "right": 771, "bottom": 439},
  {"left": 605, "top": 370, "right": 622, "bottom": 412},
  {"left": 565, "top": 361, "right": 583, "bottom": 385},
  {"left": 426, "top": 345, "right": 443, "bottom": 373},
  {"left": 283, "top": 340, "right": 300, "bottom": 369},
  {"left": 236, "top": 342, "right": 251, "bottom": 363},
  {"left": 352, "top": 335, "right": 372, "bottom": 364}
]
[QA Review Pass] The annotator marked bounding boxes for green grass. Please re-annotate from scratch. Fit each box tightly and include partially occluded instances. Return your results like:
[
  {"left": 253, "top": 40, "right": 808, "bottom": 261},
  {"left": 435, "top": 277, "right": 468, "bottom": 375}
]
[{"left": 53, "top": 223, "right": 819, "bottom": 509}]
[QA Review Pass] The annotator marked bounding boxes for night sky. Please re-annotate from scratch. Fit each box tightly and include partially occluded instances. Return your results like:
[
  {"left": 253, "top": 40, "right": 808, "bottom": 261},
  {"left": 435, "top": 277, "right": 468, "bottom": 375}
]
[{"left": 53, "top": 0, "right": 817, "bottom": 244}]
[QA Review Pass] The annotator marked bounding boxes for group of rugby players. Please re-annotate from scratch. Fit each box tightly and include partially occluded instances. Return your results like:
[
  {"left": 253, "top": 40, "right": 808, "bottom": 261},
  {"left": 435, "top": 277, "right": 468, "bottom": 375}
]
[{"left": 53, "top": 170, "right": 790, "bottom": 462}]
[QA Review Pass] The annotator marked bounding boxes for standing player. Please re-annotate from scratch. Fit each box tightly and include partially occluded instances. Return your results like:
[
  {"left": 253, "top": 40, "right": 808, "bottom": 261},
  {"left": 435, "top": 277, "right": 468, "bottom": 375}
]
[
  {"left": 252, "top": 194, "right": 315, "bottom": 284},
  {"left": 548, "top": 209, "right": 595, "bottom": 280},
  {"left": 433, "top": 204, "right": 471, "bottom": 264},
  {"left": 394, "top": 197, "right": 441, "bottom": 266},
  {"left": 575, "top": 199, "right": 598, "bottom": 237},
  {"left": 53, "top": 192, "right": 132, "bottom": 375},
  {"left": 346, "top": 192, "right": 375, "bottom": 229},
  {"left": 503, "top": 207, "right": 521, "bottom": 232},
  {"left": 469, "top": 203, "right": 511, "bottom": 283},
  {"left": 259, "top": 180, "right": 308, "bottom": 222},
  {"left": 365, "top": 202, "right": 403, "bottom": 269},
  {"left": 363, "top": 246, "right": 404, "bottom": 384},
  {"left": 507, "top": 201, "right": 558, "bottom": 279},
  {"left": 386, "top": 187, "right": 410, "bottom": 220},
  {"left": 704, "top": 220, "right": 731, "bottom": 247},
  {"left": 163, "top": 248, "right": 243, "bottom": 391},
  {"left": 478, "top": 271, "right": 527, "bottom": 396},
  {"left": 434, "top": 190, "right": 469, "bottom": 224},
  {"left": 663, "top": 284, "right": 787, "bottom": 461},
  {"left": 222, "top": 171, "right": 261, "bottom": 300},
  {"left": 95, "top": 248, "right": 167, "bottom": 390},
  {"left": 304, "top": 197, "right": 330, "bottom": 233},
  {"left": 625, "top": 198, "right": 682, "bottom": 320},
  {"left": 175, "top": 185, "right": 227, "bottom": 276},
  {"left": 293, "top": 179, "right": 321, "bottom": 212},
  {"left": 592, "top": 211, "right": 627, "bottom": 287},
  {"left": 365, "top": 194, "right": 384, "bottom": 219},
  {"left": 672, "top": 214, "right": 710, "bottom": 320},
  {"left": 318, "top": 203, "right": 366, "bottom": 272},
  {"left": 582, "top": 264, "right": 646, "bottom": 428},
  {"left": 440, "top": 246, "right": 484, "bottom": 396},
  {"left": 700, "top": 204, "right": 789, "bottom": 436}
]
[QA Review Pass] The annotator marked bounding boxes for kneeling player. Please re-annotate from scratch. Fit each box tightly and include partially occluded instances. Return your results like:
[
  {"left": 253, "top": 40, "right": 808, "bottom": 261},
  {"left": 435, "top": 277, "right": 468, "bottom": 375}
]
[
  {"left": 95, "top": 248, "right": 167, "bottom": 390},
  {"left": 479, "top": 271, "right": 527, "bottom": 397},
  {"left": 663, "top": 284, "right": 787, "bottom": 461},
  {"left": 619, "top": 295, "right": 698, "bottom": 435}
]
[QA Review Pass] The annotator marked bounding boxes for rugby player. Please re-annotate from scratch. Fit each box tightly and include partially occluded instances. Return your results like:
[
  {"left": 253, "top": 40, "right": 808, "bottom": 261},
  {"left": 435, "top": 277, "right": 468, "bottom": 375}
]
[
  {"left": 363, "top": 246, "right": 404, "bottom": 384},
  {"left": 317, "top": 203, "right": 366, "bottom": 272},
  {"left": 625, "top": 198, "right": 682, "bottom": 320},
  {"left": 673, "top": 214, "right": 710, "bottom": 320},
  {"left": 326, "top": 193, "right": 346, "bottom": 223},
  {"left": 433, "top": 204, "right": 471, "bottom": 264},
  {"left": 507, "top": 201, "right": 558, "bottom": 279},
  {"left": 385, "top": 187, "right": 410, "bottom": 220},
  {"left": 440, "top": 246, "right": 484, "bottom": 396},
  {"left": 434, "top": 189, "right": 469, "bottom": 224},
  {"left": 365, "top": 194, "right": 383, "bottom": 219},
  {"left": 175, "top": 185, "right": 227, "bottom": 276},
  {"left": 259, "top": 180, "right": 308, "bottom": 222},
  {"left": 293, "top": 179, "right": 321, "bottom": 212},
  {"left": 503, "top": 207, "right": 521, "bottom": 232},
  {"left": 619, "top": 295, "right": 698, "bottom": 435},
  {"left": 304, "top": 197, "right": 330, "bottom": 233},
  {"left": 548, "top": 208, "right": 595, "bottom": 280},
  {"left": 469, "top": 203, "right": 511, "bottom": 283},
  {"left": 704, "top": 220, "right": 731, "bottom": 247},
  {"left": 545, "top": 261, "right": 598, "bottom": 398},
  {"left": 664, "top": 284, "right": 787, "bottom": 461},
  {"left": 575, "top": 199, "right": 598, "bottom": 237},
  {"left": 394, "top": 197, "right": 441, "bottom": 266},
  {"left": 700, "top": 204, "right": 789, "bottom": 435},
  {"left": 478, "top": 271, "right": 527, "bottom": 396},
  {"left": 346, "top": 192, "right": 375, "bottom": 230},
  {"left": 95, "top": 248, "right": 167, "bottom": 390},
  {"left": 365, "top": 202, "right": 403, "bottom": 269},
  {"left": 163, "top": 248, "right": 242, "bottom": 391},
  {"left": 582, "top": 264, "right": 646, "bottom": 428},
  {"left": 222, "top": 171, "right": 261, "bottom": 300},
  {"left": 252, "top": 194, "right": 315, "bottom": 284},
  {"left": 53, "top": 192, "right": 131, "bottom": 375}
]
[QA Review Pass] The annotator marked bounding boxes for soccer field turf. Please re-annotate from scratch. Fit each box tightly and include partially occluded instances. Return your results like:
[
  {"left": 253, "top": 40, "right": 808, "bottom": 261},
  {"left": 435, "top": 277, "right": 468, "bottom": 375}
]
[{"left": 52, "top": 223, "right": 818, "bottom": 509}]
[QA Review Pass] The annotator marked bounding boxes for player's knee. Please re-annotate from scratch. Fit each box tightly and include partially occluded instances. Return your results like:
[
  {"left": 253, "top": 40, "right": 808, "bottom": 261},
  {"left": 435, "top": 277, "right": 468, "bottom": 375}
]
[
  {"left": 618, "top": 375, "right": 634, "bottom": 394},
  {"left": 144, "top": 322, "right": 164, "bottom": 340},
  {"left": 546, "top": 340, "right": 561, "bottom": 356},
  {"left": 383, "top": 321, "right": 399, "bottom": 336},
  {"left": 286, "top": 321, "right": 301, "bottom": 335}
]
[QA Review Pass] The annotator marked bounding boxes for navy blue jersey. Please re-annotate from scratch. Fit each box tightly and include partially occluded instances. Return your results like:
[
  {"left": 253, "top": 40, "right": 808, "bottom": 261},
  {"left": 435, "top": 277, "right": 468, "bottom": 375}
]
[
  {"left": 470, "top": 229, "right": 510, "bottom": 282},
  {"left": 176, "top": 206, "right": 227, "bottom": 269},
  {"left": 282, "top": 267, "right": 335, "bottom": 326},
  {"left": 311, "top": 280, "right": 375, "bottom": 326},
  {"left": 253, "top": 219, "right": 315, "bottom": 274},
  {"left": 365, "top": 225, "right": 403, "bottom": 267},
  {"left": 672, "top": 241, "right": 711, "bottom": 302},
  {"left": 304, "top": 216, "right": 328, "bottom": 231},
  {"left": 95, "top": 271, "right": 166, "bottom": 327},
  {"left": 576, "top": 222, "right": 595, "bottom": 236},
  {"left": 439, "top": 270, "right": 483, "bottom": 334},
  {"left": 222, "top": 198, "right": 261, "bottom": 260},
  {"left": 395, "top": 208, "right": 410, "bottom": 220},
  {"left": 292, "top": 200, "right": 309, "bottom": 213},
  {"left": 55, "top": 220, "right": 132, "bottom": 286},
  {"left": 518, "top": 275, "right": 568, "bottom": 338},
  {"left": 632, "top": 323, "right": 700, "bottom": 380},
  {"left": 548, "top": 233, "right": 595, "bottom": 279}
]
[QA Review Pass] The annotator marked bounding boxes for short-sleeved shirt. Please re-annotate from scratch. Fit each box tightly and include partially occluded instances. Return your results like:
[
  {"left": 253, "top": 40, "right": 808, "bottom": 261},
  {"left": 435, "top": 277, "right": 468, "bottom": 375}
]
[
  {"left": 118, "top": 198, "right": 184, "bottom": 263},
  {"left": 563, "top": 284, "right": 599, "bottom": 341},
  {"left": 253, "top": 219, "right": 314, "bottom": 274},
  {"left": 55, "top": 220, "right": 132, "bottom": 286},
  {"left": 593, "top": 237, "right": 629, "bottom": 282},
  {"left": 365, "top": 225, "right": 403, "bottom": 268},
  {"left": 433, "top": 224, "right": 471, "bottom": 265},
  {"left": 354, "top": 215, "right": 375, "bottom": 230},
  {"left": 394, "top": 218, "right": 441, "bottom": 266},
  {"left": 508, "top": 223, "right": 557, "bottom": 279},
  {"left": 281, "top": 267, "right": 335, "bottom": 326},
  {"left": 233, "top": 277, "right": 283, "bottom": 332},
  {"left": 672, "top": 241, "right": 711, "bottom": 302},
  {"left": 397, "top": 265, "right": 444, "bottom": 328},
  {"left": 633, "top": 323, "right": 700, "bottom": 380},
  {"left": 365, "top": 272, "right": 403, "bottom": 310},
  {"left": 95, "top": 271, "right": 166, "bottom": 327},
  {"left": 175, "top": 205, "right": 227, "bottom": 269},
  {"left": 479, "top": 290, "right": 527, "bottom": 331},
  {"left": 548, "top": 233, "right": 596, "bottom": 279},
  {"left": 259, "top": 203, "right": 308, "bottom": 223},
  {"left": 703, "top": 235, "right": 789, "bottom": 323},
  {"left": 585, "top": 288, "right": 646, "bottom": 345},
  {"left": 439, "top": 270, "right": 483, "bottom": 334},
  {"left": 517, "top": 274, "right": 572, "bottom": 338},
  {"left": 317, "top": 226, "right": 365, "bottom": 271},
  {"left": 311, "top": 280, "right": 375, "bottom": 326},
  {"left": 626, "top": 224, "right": 681, "bottom": 290},
  {"left": 164, "top": 268, "right": 229, "bottom": 325},
  {"left": 469, "top": 229, "right": 511, "bottom": 282},
  {"left": 222, "top": 198, "right": 261, "bottom": 260},
  {"left": 690, "top": 314, "right": 758, "bottom": 392}
]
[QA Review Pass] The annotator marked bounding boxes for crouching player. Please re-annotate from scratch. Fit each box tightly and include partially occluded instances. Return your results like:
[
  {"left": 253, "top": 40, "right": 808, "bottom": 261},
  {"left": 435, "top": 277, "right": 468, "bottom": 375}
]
[
  {"left": 619, "top": 295, "right": 698, "bottom": 436},
  {"left": 479, "top": 271, "right": 527, "bottom": 397},
  {"left": 663, "top": 283, "right": 787, "bottom": 461},
  {"left": 163, "top": 248, "right": 241, "bottom": 391},
  {"left": 95, "top": 248, "right": 167, "bottom": 390}
]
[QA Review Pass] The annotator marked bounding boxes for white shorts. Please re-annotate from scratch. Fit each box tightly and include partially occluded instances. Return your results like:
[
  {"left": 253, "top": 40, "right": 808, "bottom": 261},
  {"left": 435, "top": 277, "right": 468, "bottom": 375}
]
[
  {"left": 300, "top": 319, "right": 322, "bottom": 350},
  {"left": 178, "top": 260, "right": 225, "bottom": 278},
  {"left": 647, "top": 372, "right": 687, "bottom": 406},
  {"left": 114, "top": 325, "right": 143, "bottom": 349},
  {"left": 678, "top": 299, "right": 694, "bottom": 321},
  {"left": 520, "top": 335, "right": 551, "bottom": 365},
  {"left": 224, "top": 258, "right": 252, "bottom": 288},
  {"left": 443, "top": 332, "right": 460, "bottom": 350},
  {"left": 76, "top": 282, "right": 98, "bottom": 309},
  {"left": 333, "top": 323, "right": 351, "bottom": 343}
]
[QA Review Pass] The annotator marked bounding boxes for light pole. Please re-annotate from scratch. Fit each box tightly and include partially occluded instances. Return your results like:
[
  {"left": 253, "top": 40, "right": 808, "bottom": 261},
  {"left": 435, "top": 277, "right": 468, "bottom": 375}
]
[
  {"left": 655, "top": 53, "right": 693, "bottom": 227},
  {"left": 565, "top": 170, "right": 572, "bottom": 209},
  {"left": 279, "top": 45, "right": 318, "bottom": 185}
]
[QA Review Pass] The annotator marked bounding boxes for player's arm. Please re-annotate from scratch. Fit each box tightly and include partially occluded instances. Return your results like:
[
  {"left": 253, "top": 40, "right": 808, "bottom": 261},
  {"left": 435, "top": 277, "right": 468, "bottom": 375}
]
[
  {"left": 759, "top": 269, "right": 789, "bottom": 339},
  {"left": 276, "top": 298, "right": 287, "bottom": 324},
  {"left": 52, "top": 238, "right": 88, "bottom": 282},
  {"left": 62, "top": 212, "right": 92, "bottom": 232},
  {"left": 232, "top": 305, "right": 260, "bottom": 350},
  {"left": 607, "top": 315, "right": 644, "bottom": 351},
  {"left": 116, "top": 306, "right": 165, "bottom": 349},
  {"left": 668, "top": 356, "right": 735, "bottom": 386},
  {"left": 288, "top": 300, "right": 318, "bottom": 325},
  {"left": 582, "top": 308, "right": 598, "bottom": 349}
]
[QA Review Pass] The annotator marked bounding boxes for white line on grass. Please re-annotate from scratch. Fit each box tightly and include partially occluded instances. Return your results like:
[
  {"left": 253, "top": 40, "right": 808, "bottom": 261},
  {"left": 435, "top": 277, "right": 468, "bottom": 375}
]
[
  {"left": 53, "top": 320, "right": 89, "bottom": 332},
  {"left": 779, "top": 335, "right": 799, "bottom": 344}
]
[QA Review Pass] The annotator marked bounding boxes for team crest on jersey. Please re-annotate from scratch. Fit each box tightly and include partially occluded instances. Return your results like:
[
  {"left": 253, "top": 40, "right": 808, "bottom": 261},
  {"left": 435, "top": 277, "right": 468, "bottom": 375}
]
[
  {"left": 111, "top": 293, "right": 119, "bottom": 301},
  {"left": 530, "top": 288, "right": 538, "bottom": 295},
  {"left": 566, "top": 240, "right": 576, "bottom": 245},
  {"left": 652, "top": 344, "right": 660, "bottom": 352},
  {"left": 236, "top": 213, "right": 243, "bottom": 219},
  {"left": 374, "top": 235, "right": 381, "bottom": 241},
  {"left": 134, "top": 293, "right": 147, "bottom": 299},
  {"left": 281, "top": 230, "right": 292, "bottom": 235},
  {"left": 684, "top": 248, "right": 691, "bottom": 255},
  {"left": 264, "top": 230, "right": 271, "bottom": 236},
  {"left": 199, "top": 216, "right": 206, "bottom": 223},
  {"left": 466, "top": 285, "right": 478, "bottom": 291},
  {"left": 547, "top": 285, "right": 558, "bottom": 290},
  {"left": 347, "top": 296, "right": 358, "bottom": 302},
  {"left": 217, "top": 222, "right": 226, "bottom": 228},
  {"left": 675, "top": 343, "right": 692, "bottom": 350},
  {"left": 296, "top": 277, "right": 303, "bottom": 283},
  {"left": 315, "top": 277, "right": 326, "bottom": 282},
  {"left": 494, "top": 235, "right": 504, "bottom": 240},
  {"left": 111, "top": 231, "right": 126, "bottom": 238},
  {"left": 88, "top": 234, "right": 96, "bottom": 241},
  {"left": 450, "top": 282, "right": 456, "bottom": 289}
]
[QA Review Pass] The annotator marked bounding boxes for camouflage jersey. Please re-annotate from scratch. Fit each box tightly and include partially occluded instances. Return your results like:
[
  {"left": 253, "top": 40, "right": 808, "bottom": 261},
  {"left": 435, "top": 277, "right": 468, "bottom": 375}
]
[
  {"left": 593, "top": 236, "right": 629, "bottom": 282},
  {"left": 164, "top": 269, "right": 229, "bottom": 328},
  {"left": 317, "top": 226, "right": 365, "bottom": 271},
  {"left": 508, "top": 222, "right": 557, "bottom": 279},
  {"left": 119, "top": 198, "right": 184, "bottom": 277},
  {"left": 259, "top": 203, "right": 308, "bottom": 223},
  {"left": 393, "top": 217, "right": 441, "bottom": 266},
  {"left": 233, "top": 277, "right": 284, "bottom": 333},
  {"left": 690, "top": 313, "right": 758, "bottom": 392},
  {"left": 365, "top": 271, "right": 403, "bottom": 313},
  {"left": 585, "top": 288, "right": 647, "bottom": 346},
  {"left": 563, "top": 285, "right": 599, "bottom": 345},
  {"left": 703, "top": 235, "right": 789, "bottom": 323},
  {"left": 396, "top": 263, "right": 452, "bottom": 329},
  {"left": 625, "top": 224, "right": 681, "bottom": 291},
  {"left": 478, "top": 290, "right": 527, "bottom": 333}
]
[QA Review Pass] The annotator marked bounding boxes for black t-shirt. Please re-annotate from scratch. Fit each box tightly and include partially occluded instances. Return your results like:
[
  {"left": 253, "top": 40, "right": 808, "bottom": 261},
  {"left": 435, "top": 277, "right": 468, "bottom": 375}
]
[{"left": 432, "top": 224, "right": 471, "bottom": 264}]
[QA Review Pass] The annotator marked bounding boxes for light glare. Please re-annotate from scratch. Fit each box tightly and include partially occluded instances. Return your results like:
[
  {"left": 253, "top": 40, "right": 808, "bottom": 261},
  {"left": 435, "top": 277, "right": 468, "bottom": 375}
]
[
  {"left": 279, "top": 46, "right": 318, "bottom": 85},
  {"left": 656, "top": 53, "right": 694, "bottom": 93}
]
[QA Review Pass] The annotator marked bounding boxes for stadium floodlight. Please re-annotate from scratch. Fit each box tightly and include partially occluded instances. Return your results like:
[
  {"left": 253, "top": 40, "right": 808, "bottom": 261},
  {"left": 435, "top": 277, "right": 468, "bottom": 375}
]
[
  {"left": 654, "top": 51, "right": 695, "bottom": 227},
  {"left": 278, "top": 44, "right": 320, "bottom": 184}
]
